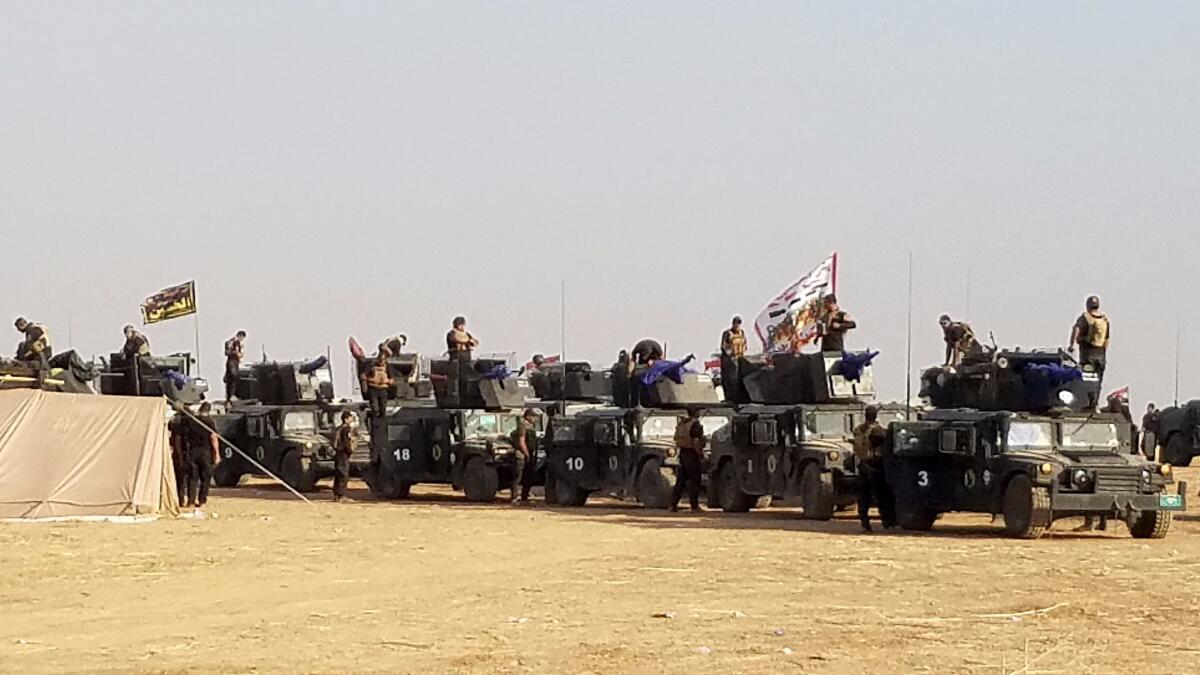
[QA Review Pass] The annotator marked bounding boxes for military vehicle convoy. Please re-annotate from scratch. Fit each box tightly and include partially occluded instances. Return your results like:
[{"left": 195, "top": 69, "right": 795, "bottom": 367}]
[
  {"left": 706, "top": 351, "right": 886, "bottom": 518},
  {"left": 892, "top": 348, "right": 1183, "bottom": 538},
  {"left": 363, "top": 358, "right": 535, "bottom": 502},
  {"left": 1157, "top": 400, "right": 1200, "bottom": 467}
]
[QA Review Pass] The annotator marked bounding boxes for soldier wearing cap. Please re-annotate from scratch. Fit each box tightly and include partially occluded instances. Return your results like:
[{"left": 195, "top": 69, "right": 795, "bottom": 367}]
[{"left": 818, "top": 294, "right": 857, "bottom": 353}]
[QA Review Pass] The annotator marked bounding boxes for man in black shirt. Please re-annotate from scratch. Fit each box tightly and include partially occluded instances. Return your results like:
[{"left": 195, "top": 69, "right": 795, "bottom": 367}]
[
  {"left": 185, "top": 402, "right": 220, "bottom": 509},
  {"left": 939, "top": 314, "right": 980, "bottom": 367},
  {"left": 818, "top": 295, "right": 856, "bottom": 353}
]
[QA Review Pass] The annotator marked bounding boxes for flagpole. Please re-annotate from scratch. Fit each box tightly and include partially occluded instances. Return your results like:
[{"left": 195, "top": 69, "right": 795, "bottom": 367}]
[
  {"left": 193, "top": 312, "right": 201, "bottom": 374},
  {"left": 1175, "top": 318, "right": 1181, "bottom": 407}
]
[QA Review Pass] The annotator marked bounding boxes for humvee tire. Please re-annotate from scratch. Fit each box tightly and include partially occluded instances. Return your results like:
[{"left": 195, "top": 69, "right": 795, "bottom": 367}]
[
  {"left": 1002, "top": 474, "right": 1051, "bottom": 539},
  {"left": 799, "top": 463, "right": 835, "bottom": 520},
  {"left": 364, "top": 464, "right": 410, "bottom": 500},
  {"left": 461, "top": 456, "right": 499, "bottom": 502},
  {"left": 280, "top": 450, "right": 318, "bottom": 493},
  {"left": 896, "top": 503, "right": 937, "bottom": 531},
  {"left": 1129, "top": 509, "right": 1172, "bottom": 539},
  {"left": 637, "top": 457, "right": 674, "bottom": 510},
  {"left": 1162, "top": 433, "right": 1193, "bottom": 468},
  {"left": 212, "top": 462, "right": 244, "bottom": 488},
  {"left": 716, "top": 460, "right": 755, "bottom": 513},
  {"left": 552, "top": 476, "right": 589, "bottom": 507}
]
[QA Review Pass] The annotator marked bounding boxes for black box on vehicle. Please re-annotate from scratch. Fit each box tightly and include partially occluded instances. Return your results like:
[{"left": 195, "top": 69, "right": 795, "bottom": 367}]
[{"left": 431, "top": 359, "right": 525, "bottom": 409}]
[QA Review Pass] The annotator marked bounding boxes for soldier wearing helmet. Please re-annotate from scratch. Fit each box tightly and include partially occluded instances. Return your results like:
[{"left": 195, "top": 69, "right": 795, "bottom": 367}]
[{"left": 1069, "top": 295, "right": 1110, "bottom": 406}]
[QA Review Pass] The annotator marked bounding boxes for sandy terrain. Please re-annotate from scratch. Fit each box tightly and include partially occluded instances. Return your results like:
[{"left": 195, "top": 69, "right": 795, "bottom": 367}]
[{"left": 3, "top": 468, "right": 1200, "bottom": 675}]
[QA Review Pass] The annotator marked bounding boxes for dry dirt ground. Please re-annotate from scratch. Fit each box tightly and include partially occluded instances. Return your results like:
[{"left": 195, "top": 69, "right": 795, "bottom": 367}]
[{"left": 4, "top": 468, "right": 1200, "bottom": 675}]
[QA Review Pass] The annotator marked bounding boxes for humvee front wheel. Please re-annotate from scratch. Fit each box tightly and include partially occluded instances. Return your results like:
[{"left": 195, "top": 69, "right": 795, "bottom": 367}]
[
  {"left": 1162, "top": 434, "right": 1193, "bottom": 468},
  {"left": 212, "top": 462, "right": 244, "bottom": 488},
  {"left": 1129, "top": 509, "right": 1173, "bottom": 539},
  {"left": 553, "top": 475, "right": 589, "bottom": 507},
  {"left": 897, "top": 504, "right": 936, "bottom": 531},
  {"left": 461, "top": 456, "right": 499, "bottom": 502},
  {"left": 280, "top": 450, "right": 317, "bottom": 493},
  {"left": 1002, "top": 474, "right": 1051, "bottom": 539},
  {"left": 637, "top": 457, "right": 674, "bottom": 510},
  {"left": 716, "top": 460, "right": 755, "bottom": 513},
  {"left": 799, "top": 463, "right": 835, "bottom": 520},
  {"left": 364, "top": 464, "right": 410, "bottom": 500}
]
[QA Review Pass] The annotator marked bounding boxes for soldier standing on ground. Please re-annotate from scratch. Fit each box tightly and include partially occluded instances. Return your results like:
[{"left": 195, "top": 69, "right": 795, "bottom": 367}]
[
  {"left": 446, "top": 317, "right": 479, "bottom": 361},
  {"left": 360, "top": 354, "right": 394, "bottom": 419},
  {"left": 1142, "top": 403, "right": 1160, "bottom": 459},
  {"left": 14, "top": 317, "right": 52, "bottom": 370},
  {"left": 332, "top": 411, "right": 357, "bottom": 503},
  {"left": 818, "top": 295, "right": 856, "bottom": 353},
  {"left": 939, "top": 314, "right": 980, "bottom": 367},
  {"left": 669, "top": 409, "right": 706, "bottom": 513},
  {"left": 169, "top": 413, "right": 189, "bottom": 505},
  {"left": 853, "top": 405, "right": 896, "bottom": 532},
  {"left": 1069, "top": 296, "right": 1110, "bottom": 401},
  {"left": 185, "top": 402, "right": 220, "bottom": 509},
  {"left": 509, "top": 409, "right": 538, "bottom": 505},
  {"left": 223, "top": 330, "right": 246, "bottom": 403}
]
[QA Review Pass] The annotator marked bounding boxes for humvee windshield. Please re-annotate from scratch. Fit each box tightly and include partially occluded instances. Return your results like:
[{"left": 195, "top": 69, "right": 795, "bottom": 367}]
[
  {"left": 1062, "top": 421, "right": 1123, "bottom": 449},
  {"left": 805, "top": 412, "right": 848, "bottom": 438},
  {"left": 699, "top": 416, "right": 728, "bottom": 438},
  {"left": 642, "top": 415, "right": 680, "bottom": 443},
  {"left": 283, "top": 411, "right": 317, "bottom": 433},
  {"left": 462, "top": 412, "right": 528, "bottom": 439},
  {"left": 1006, "top": 422, "right": 1054, "bottom": 450}
]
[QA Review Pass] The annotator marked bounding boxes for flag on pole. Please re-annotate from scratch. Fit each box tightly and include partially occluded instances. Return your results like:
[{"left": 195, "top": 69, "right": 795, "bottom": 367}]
[
  {"left": 141, "top": 281, "right": 197, "bottom": 325},
  {"left": 754, "top": 253, "right": 838, "bottom": 354}
]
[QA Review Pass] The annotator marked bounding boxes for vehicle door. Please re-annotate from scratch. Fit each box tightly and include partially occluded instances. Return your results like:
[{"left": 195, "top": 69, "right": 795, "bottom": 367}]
[
  {"left": 244, "top": 413, "right": 274, "bottom": 473},
  {"left": 736, "top": 414, "right": 787, "bottom": 496}
]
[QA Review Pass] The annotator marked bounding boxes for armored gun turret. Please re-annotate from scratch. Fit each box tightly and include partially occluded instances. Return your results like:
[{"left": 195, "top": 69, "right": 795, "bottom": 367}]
[
  {"left": 920, "top": 348, "right": 1098, "bottom": 413},
  {"left": 100, "top": 352, "right": 207, "bottom": 403},
  {"left": 429, "top": 358, "right": 527, "bottom": 410},
  {"left": 235, "top": 357, "right": 334, "bottom": 405},
  {"left": 609, "top": 356, "right": 721, "bottom": 408},
  {"left": 728, "top": 351, "right": 877, "bottom": 405},
  {"left": 353, "top": 352, "right": 433, "bottom": 401},
  {"left": 529, "top": 362, "right": 612, "bottom": 403}
]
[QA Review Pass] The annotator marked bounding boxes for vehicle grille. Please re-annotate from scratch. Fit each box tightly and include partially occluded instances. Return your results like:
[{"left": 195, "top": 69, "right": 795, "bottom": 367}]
[{"left": 1093, "top": 468, "right": 1143, "bottom": 493}]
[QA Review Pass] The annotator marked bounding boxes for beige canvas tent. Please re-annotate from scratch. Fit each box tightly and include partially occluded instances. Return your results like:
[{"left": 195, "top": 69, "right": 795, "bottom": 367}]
[{"left": 0, "top": 389, "right": 178, "bottom": 519}]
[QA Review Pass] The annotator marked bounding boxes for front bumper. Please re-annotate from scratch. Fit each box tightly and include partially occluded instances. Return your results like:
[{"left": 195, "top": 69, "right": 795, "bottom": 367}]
[{"left": 1052, "top": 481, "right": 1187, "bottom": 516}]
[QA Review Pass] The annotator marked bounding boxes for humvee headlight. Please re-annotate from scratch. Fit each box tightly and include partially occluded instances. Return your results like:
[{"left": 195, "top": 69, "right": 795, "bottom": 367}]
[
  {"left": 1039, "top": 463, "right": 1054, "bottom": 475},
  {"left": 996, "top": 356, "right": 1010, "bottom": 369},
  {"left": 1057, "top": 390, "right": 1076, "bottom": 407},
  {"left": 827, "top": 451, "right": 840, "bottom": 462},
  {"left": 907, "top": 436, "right": 920, "bottom": 449},
  {"left": 1141, "top": 470, "right": 1153, "bottom": 483},
  {"left": 305, "top": 441, "right": 314, "bottom": 450},
  {"left": 1159, "top": 464, "right": 1172, "bottom": 476},
  {"left": 1071, "top": 469, "right": 1089, "bottom": 486}
]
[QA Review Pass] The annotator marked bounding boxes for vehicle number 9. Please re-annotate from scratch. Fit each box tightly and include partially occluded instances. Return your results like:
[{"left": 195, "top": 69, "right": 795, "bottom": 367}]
[
  {"left": 916, "top": 470, "right": 930, "bottom": 488},
  {"left": 566, "top": 457, "right": 584, "bottom": 471}
]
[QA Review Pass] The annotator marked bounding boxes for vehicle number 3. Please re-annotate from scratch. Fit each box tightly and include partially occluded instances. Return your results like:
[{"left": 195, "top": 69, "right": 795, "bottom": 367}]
[
  {"left": 394, "top": 448, "right": 411, "bottom": 462},
  {"left": 566, "top": 457, "right": 584, "bottom": 471},
  {"left": 916, "top": 470, "right": 930, "bottom": 488}
]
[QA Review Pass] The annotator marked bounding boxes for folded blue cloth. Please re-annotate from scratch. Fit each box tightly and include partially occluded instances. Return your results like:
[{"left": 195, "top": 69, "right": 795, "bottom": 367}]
[
  {"left": 641, "top": 359, "right": 691, "bottom": 386},
  {"left": 482, "top": 364, "right": 511, "bottom": 380},
  {"left": 838, "top": 350, "right": 879, "bottom": 382}
]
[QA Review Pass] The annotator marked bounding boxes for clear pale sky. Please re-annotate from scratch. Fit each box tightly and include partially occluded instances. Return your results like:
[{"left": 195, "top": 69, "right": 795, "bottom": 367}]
[{"left": 3, "top": 2, "right": 1196, "bottom": 406}]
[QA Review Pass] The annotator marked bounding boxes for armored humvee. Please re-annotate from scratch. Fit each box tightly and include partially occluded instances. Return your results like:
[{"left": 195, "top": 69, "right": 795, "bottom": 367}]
[
  {"left": 886, "top": 409, "right": 1184, "bottom": 538},
  {"left": 708, "top": 403, "right": 908, "bottom": 517},
  {"left": 363, "top": 358, "right": 535, "bottom": 502},
  {"left": 706, "top": 349, "right": 887, "bottom": 518},
  {"left": 211, "top": 403, "right": 347, "bottom": 491},
  {"left": 1157, "top": 400, "right": 1200, "bottom": 467},
  {"left": 544, "top": 405, "right": 732, "bottom": 508},
  {"left": 921, "top": 348, "right": 1099, "bottom": 414}
]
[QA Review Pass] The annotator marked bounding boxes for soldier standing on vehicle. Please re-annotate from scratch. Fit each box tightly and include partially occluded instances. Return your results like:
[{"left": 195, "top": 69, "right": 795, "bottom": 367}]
[
  {"left": 360, "top": 354, "right": 394, "bottom": 420},
  {"left": 939, "top": 314, "right": 980, "bottom": 367},
  {"left": 853, "top": 405, "right": 896, "bottom": 533},
  {"left": 14, "top": 317, "right": 52, "bottom": 370},
  {"left": 122, "top": 325, "right": 151, "bottom": 359},
  {"left": 669, "top": 409, "right": 706, "bottom": 513},
  {"left": 379, "top": 334, "right": 407, "bottom": 358},
  {"left": 509, "top": 409, "right": 539, "bottom": 504},
  {"left": 223, "top": 330, "right": 247, "bottom": 403},
  {"left": 1142, "top": 403, "right": 1160, "bottom": 459},
  {"left": 446, "top": 316, "right": 479, "bottom": 361},
  {"left": 720, "top": 316, "right": 747, "bottom": 397},
  {"left": 611, "top": 350, "right": 632, "bottom": 407},
  {"left": 818, "top": 294, "right": 857, "bottom": 353},
  {"left": 1069, "top": 295, "right": 1110, "bottom": 399},
  {"left": 185, "top": 402, "right": 220, "bottom": 509},
  {"left": 332, "top": 411, "right": 357, "bottom": 503}
]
